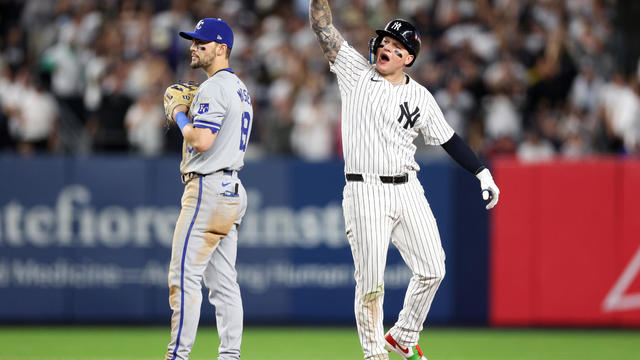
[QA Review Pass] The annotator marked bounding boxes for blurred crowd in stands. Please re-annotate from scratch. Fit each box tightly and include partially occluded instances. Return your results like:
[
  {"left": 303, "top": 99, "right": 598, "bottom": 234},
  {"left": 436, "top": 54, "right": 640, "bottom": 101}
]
[{"left": 0, "top": 0, "right": 639, "bottom": 162}]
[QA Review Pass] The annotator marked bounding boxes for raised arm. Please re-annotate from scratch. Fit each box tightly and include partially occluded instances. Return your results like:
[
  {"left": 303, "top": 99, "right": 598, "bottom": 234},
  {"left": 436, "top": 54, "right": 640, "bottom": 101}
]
[{"left": 309, "top": 0, "right": 345, "bottom": 63}]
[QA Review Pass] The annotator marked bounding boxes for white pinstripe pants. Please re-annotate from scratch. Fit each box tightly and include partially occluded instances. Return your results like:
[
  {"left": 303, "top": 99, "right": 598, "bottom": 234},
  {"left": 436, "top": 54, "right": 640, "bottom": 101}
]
[{"left": 342, "top": 177, "right": 445, "bottom": 360}]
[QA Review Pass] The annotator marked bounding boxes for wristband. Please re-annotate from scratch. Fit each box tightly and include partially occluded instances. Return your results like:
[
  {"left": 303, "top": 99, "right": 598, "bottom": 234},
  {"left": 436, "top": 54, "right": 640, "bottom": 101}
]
[{"left": 175, "top": 111, "right": 191, "bottom": 132}]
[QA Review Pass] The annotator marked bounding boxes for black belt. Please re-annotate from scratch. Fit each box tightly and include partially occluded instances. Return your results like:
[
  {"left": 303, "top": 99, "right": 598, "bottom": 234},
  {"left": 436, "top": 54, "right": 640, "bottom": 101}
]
[
  {"left": 346, "top": 173, "right": 409, "bottom": 184},
  {"left": 182, "top": 169, "right": 234, "bottom": 183}
]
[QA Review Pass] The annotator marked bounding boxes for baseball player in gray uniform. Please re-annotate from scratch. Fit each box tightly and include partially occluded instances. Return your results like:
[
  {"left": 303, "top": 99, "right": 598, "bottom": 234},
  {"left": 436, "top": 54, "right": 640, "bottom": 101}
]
[
  {"left": 163, "top": 18, "right": 253, "bottom": 360},
  {"left": 309, "top": 2, "right": 500, "bottom": 360}
]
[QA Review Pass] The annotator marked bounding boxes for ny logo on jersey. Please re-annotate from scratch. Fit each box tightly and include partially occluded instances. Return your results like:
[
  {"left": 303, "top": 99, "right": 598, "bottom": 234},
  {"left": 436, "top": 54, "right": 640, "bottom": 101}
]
[
  {"left": 397, "top": 102, "right": 420, "bottom": 129},
  {"left": 391, "top": 22, "right": 402, "bottom": 31}
]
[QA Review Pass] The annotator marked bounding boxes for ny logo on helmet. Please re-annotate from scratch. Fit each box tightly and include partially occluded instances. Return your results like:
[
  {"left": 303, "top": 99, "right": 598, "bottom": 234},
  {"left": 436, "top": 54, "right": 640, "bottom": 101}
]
[{"left": 391, "top": 22, "right": 402, "bottom": 31}]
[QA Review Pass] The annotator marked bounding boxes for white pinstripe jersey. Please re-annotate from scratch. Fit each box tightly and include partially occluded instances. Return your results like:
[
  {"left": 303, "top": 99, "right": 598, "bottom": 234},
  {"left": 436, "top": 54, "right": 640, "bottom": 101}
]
[{"left": 330, "top": 41, "right": 454, "bottom": 175}]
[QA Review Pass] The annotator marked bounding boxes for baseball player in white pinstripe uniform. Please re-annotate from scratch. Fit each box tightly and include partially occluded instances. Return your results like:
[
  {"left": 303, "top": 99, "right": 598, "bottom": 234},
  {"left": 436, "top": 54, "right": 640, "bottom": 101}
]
[
  {"left": 163, "top": 18, "right": 253, "bottom": 360},
  {"left": 310, "top": 2, "right": 500, "bottom": 360}
]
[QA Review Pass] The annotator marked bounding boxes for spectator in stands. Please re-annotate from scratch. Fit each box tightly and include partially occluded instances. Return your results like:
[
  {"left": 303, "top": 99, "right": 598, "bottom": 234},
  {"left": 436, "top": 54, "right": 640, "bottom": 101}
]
[
  {"left": 124, "top": 88, "right": 164, "bottom": 157},
  {"left": 557, "top": 106, "right": 594, "bottom": 159},
  {"left": 259, "top": 79, "right": 294, "bottom": 155},
  {"left": 87, "top": 61, "right": 131, "bottom": 152},
  {"left": 151, "top": 0, "right": 193, "bottom": 71},
  {"left": 2, "top": 26, "right": 28, "bottom": 75},
  {"left": 40, "top": 1, "right": 87, "bottom": 125},
  {"left": 482, "top": 85, "right": 523, "bottom": 142},
  {"left": 569, "top": 60, "right": 604, "bottom": 115},
  {"left": 599, "top": 72, "right": 638, "bottom": 154},
  {"left": 3, "top": 68, "right": 59, "bottom": 154},
  {"left": 290, "top": 73, "right": 337, "bottom": 161},
  {"left": 517, "top": 127, "right": 555, "bottom": 163},
  {"left": 435, "top": 74, "right": 475, "bottom": 137},
  {"left": 561, "top": 131, "right": 590, "bottom": 159}
]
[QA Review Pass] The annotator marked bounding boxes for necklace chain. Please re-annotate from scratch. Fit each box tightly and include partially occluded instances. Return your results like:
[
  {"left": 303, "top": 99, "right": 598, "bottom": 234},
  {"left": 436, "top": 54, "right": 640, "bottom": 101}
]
[{"left": 390, "top": 76, "right": 405, "bottom": 86}]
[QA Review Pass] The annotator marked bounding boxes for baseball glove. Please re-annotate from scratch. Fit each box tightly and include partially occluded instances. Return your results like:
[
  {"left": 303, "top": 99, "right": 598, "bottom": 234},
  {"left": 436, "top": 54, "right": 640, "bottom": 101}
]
[{"left": 163, "top": 81, "right": 199, "bottom": 124}]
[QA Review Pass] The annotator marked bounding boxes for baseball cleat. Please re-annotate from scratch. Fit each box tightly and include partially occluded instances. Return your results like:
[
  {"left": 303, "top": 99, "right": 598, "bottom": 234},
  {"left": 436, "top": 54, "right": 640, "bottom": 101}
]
[{"left": 384, "top": 332, "right": 427, "bottom": 360}]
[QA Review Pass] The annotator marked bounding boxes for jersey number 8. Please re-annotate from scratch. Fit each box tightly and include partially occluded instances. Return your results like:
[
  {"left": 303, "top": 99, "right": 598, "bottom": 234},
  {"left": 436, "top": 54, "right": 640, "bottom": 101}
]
[{"left": 239, "top": 111, "right": 251, "bottom": 152}]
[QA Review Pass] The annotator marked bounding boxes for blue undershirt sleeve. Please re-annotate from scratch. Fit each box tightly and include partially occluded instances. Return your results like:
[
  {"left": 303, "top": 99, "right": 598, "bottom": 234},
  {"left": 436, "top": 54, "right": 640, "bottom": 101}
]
[
  {"left": 441, "top": 133, "right": 486, "bottom": 175},
  {"left": 175, "top": 111, "right": 190, "bottom": 132}
]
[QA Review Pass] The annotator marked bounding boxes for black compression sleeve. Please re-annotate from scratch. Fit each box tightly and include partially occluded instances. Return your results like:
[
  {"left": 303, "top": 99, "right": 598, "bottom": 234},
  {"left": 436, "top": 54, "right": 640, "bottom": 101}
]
[{"left": 441, "top": 133, "right": 486, "bottom": 175}]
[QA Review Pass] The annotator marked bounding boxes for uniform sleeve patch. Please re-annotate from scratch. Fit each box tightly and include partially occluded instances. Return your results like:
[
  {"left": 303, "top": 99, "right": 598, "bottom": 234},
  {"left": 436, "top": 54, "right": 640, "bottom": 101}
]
[{"left": 197, "top": 103, "right": 209, "bottom": 114}]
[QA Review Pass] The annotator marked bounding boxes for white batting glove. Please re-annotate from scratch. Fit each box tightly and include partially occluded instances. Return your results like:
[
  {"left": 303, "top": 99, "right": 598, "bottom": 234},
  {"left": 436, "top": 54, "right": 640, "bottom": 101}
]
[{"left": 476, "top": 168, "right": 500, "bottom": 210}]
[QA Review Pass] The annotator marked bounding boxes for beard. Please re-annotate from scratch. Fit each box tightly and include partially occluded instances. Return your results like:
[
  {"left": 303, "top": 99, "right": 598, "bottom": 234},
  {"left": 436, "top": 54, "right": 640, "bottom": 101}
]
[
  {"left": 190, "top": 49, "right": 217, "bottom": 69},
  {"left": 189, "top": 57, "right": 201, "bottom": 69}
]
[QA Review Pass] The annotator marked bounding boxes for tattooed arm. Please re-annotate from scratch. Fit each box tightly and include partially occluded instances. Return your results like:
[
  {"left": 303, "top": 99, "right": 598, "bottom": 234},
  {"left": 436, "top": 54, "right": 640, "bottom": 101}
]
[{"left": 309, "top": 0, "right": 345, "bottom": 63}]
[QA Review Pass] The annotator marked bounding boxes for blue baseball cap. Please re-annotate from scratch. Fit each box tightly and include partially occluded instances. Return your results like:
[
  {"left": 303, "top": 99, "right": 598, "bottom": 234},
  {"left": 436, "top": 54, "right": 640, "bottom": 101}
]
[{"left": 179, "top": 18, "right": 234, "bottom": 49}]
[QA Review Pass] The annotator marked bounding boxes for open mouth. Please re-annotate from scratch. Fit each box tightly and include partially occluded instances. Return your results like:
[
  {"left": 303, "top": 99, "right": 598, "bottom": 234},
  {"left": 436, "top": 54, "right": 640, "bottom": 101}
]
[{"left": 379, "top": 53, "right": 390, "bottom": 64}]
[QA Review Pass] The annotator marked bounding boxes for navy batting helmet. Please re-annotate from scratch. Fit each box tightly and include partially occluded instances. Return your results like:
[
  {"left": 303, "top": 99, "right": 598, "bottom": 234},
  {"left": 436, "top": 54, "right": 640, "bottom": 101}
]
[{"left": 369, "top": 19, "right": 421, "bottom": 67}]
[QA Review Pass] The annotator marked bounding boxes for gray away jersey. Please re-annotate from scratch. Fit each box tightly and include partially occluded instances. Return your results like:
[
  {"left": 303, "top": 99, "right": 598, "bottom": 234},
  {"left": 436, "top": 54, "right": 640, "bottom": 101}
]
[
  {"left": 180, "top": 69, "right": 253, "bottom": 175},
  {"left": 330, "top": 41, "right": 454, "bottom": 175}
]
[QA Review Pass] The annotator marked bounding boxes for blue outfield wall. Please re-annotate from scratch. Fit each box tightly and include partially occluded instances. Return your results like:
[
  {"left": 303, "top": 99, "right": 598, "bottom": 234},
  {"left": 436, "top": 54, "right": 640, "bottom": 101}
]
[{"left": 0, "top": 155, "right": 487, "bottom": 325}]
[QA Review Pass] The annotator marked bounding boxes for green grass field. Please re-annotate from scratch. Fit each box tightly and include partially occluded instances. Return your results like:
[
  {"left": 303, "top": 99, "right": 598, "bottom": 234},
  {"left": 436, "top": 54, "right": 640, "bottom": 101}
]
[{"left": 0, "top": 326, "right": 638, "bottom": 360}]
